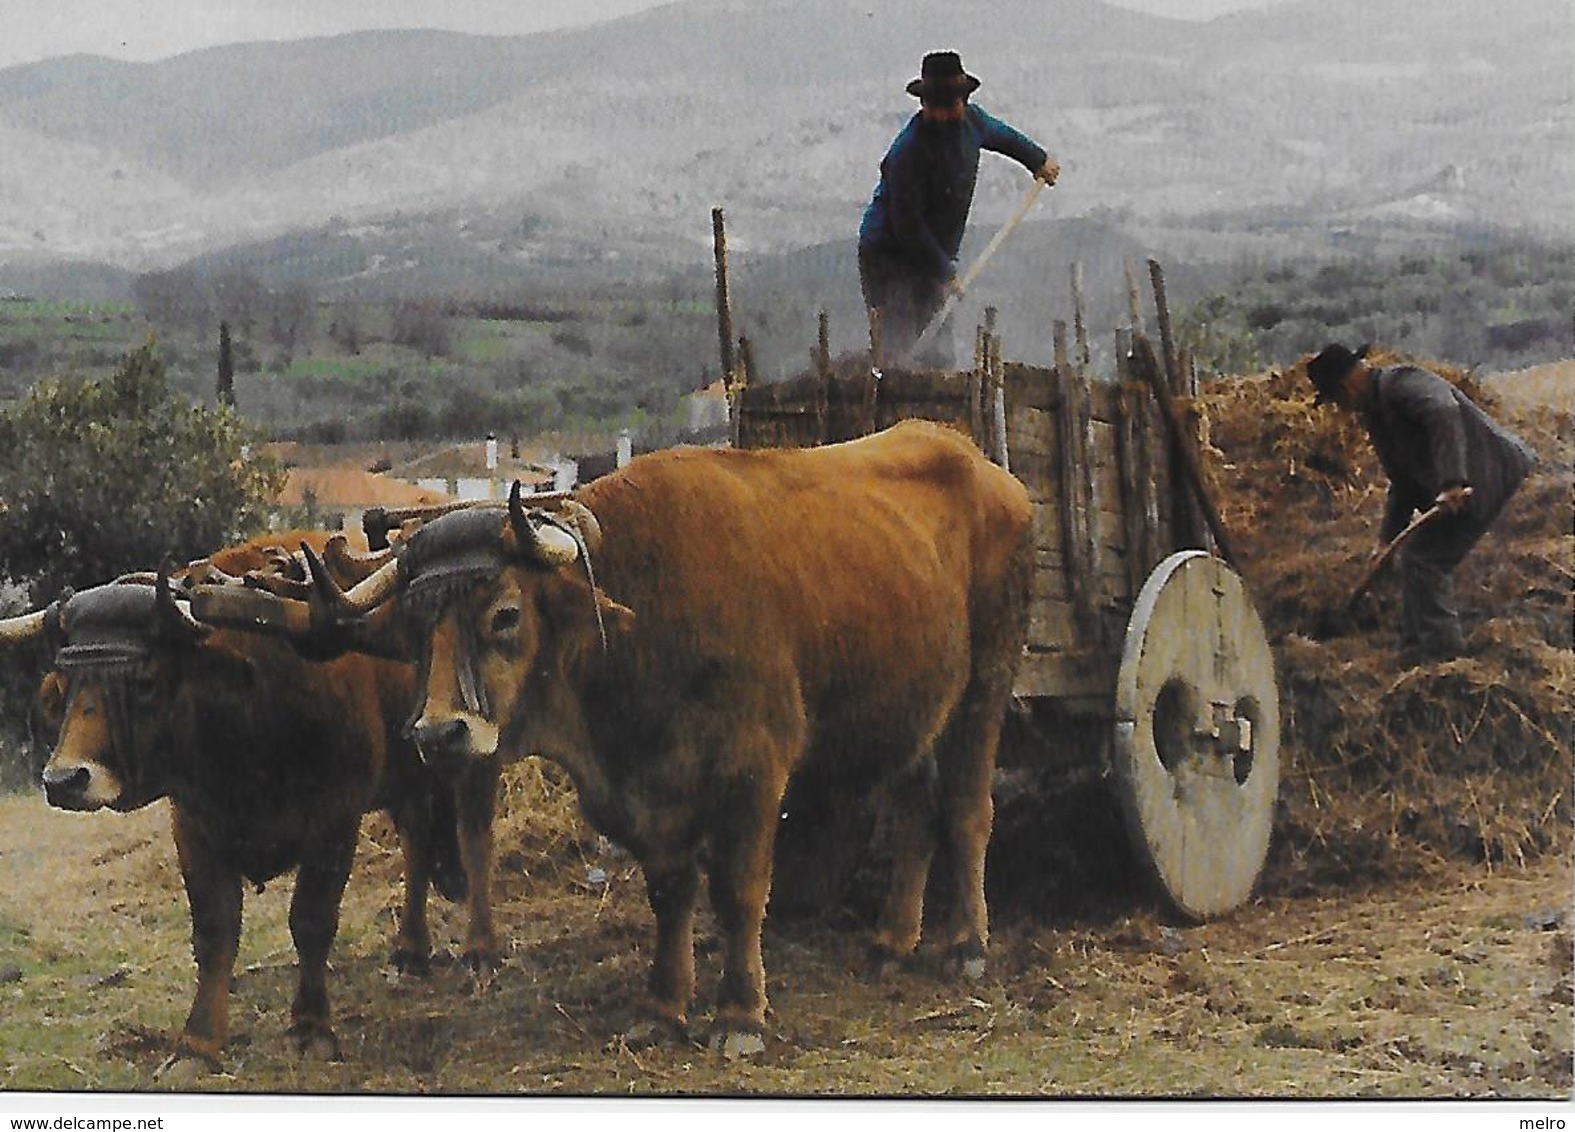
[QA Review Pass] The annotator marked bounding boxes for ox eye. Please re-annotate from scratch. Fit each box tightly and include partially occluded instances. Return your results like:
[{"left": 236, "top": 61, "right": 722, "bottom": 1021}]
[{"left": 489, "top": 606, "right": 521, "bottom": 637}]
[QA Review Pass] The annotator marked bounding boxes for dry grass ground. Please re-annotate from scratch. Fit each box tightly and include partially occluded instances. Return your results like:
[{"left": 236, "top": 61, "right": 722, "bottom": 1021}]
[{"left": 0, "top": 781, "right": 1569, "bottom": 1100}]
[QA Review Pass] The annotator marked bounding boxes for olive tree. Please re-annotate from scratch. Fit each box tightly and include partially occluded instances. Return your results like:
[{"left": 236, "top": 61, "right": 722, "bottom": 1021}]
[{"left": 0, "top": 339, "right": 285, "bottom": 604}]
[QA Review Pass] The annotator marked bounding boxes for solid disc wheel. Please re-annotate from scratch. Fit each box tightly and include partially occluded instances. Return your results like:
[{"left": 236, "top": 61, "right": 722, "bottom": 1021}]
[{"left": 1113, "top": 551, "right": 1280, "bottom": 919}]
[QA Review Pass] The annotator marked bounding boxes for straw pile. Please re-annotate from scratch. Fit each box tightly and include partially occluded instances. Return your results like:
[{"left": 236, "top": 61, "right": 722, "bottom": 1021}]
[{"left": 1199, "top": 349, "right": 1573, "bottom": 888}]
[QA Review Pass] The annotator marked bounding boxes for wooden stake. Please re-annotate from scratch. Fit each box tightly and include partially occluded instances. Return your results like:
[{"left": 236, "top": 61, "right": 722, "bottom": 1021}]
[
  {"left": 712, "top": 207, "right": 735, "bottom": 383},
  {"left": 732, "top": 334, "right": 755, "bottom": 449},
  {"left": 1147, "top": 259, "right": 1182, "bottom": 397},
  {"left": 989, "top": 331, "right": 1009, "bottom": 473},
  {"left": 1071, "top": 262, "right": 1090, "bottom": 369},
  {"left": 1053, "top": 319, "right": 1096, "bottom": 640},
  {"left": 817, "top": 309, "right": 831, "bottom": 379},
  {"left": 1125, "top": 259, "right": 1143, "bottom": 333},
  {"left": 1144, "top": 258, "right": 1239, "bottom": 570},
  {"left": 737, "top": 335, "right": 755, "bottom": 388}
]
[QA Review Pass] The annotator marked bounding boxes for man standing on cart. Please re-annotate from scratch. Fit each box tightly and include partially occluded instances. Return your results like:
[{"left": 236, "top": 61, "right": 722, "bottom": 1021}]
[{"left": 858, "top": 51, "right": 1059, "bottom": 368}]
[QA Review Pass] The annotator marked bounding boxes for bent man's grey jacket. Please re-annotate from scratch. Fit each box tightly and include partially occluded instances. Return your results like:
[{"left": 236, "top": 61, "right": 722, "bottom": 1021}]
[{"left": 1363, "top": 364, "right": 1536, "bottom": 541}]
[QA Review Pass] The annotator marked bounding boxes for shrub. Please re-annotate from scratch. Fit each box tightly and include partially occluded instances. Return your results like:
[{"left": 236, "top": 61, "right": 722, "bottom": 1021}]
[{"left": 0, "top": 339, "right": 285, "bottom": 604}]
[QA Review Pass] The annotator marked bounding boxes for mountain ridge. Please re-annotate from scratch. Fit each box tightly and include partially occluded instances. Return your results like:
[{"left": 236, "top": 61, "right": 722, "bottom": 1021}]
[{"left": 0, "top": 0, "right": 1568, "bottom": 280}]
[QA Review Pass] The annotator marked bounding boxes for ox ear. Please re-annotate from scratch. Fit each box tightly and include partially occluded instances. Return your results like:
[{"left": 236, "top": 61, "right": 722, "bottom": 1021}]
[
  {"left": 595, "top": 592, "right": 635, "bottom": 639},
  {"left": 538, "top": 571, "right": 634, "bottom": 653},
  {"left": 553, "top": 499, "right": 602, "bottom": 554},
  {"left": 29, "top": 672, "right": 66, "bottom": 749}
]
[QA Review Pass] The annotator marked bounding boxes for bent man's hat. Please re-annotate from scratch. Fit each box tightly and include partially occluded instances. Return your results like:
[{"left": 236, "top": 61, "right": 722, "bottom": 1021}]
[{"left": 1307, "top": 342, "right": 1370, "bottom": 404}]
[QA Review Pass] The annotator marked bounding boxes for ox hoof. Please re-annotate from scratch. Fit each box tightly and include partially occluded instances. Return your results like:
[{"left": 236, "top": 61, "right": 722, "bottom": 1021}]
[
  {"left": 463, "top": 951, "right": 501, "bottom": 995},
  {"left": 944, "top": 941, "right": 988, "bottom": 983},
  {"left": 432, "top": 863, "right": 469, "bottom": 904},
  {"left": 289, "top": 1023, "right": 341, "bottom": 1061},
  {"left": 864, "top": 944, "right": 908, "bottom": 982},
  {"left": 709, "top": 1025, "right": 766, "bottom": 1060},
  {"left": 621, "top": 1015, "right": 689, "bottom": 1050},
  {"left": 390, "top": 947, "right": 433, "bottom": 978},
  {"left": 154, "top": 1053, "right": 217, "bottom": 1086}
]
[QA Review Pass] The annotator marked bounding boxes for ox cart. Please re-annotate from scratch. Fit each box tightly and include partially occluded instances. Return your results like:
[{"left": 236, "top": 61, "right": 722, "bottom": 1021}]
[{"left": 725, "top": 264, "right": 1279, "bottom": 920}]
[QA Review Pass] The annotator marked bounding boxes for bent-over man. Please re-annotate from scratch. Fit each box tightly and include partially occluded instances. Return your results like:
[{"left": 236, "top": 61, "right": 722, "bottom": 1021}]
[{"left": 1307, "top": 342, "right": 1535, "bottom": 662}]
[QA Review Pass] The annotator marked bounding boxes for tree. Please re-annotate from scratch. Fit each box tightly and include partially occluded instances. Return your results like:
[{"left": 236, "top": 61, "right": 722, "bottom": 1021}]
[
  {"left": 328, "top": 300, "right": 364, "bottom": 354},
  {"left": 1175, "top": 295, "right": 1263, "bottom": 378},
  {"left": 131, "top": 268, "right": 210, "bottom": 330},
  {"left": 0, "top": 339, "right": 285, "bottom": 604},
  {"left": 211, "top": 268, "right": 265, "bottom": 339},
  {"left": 217, "top": 320, "right": 236, "bottom": 407},
  {"left": 390, "top": 299, "right": 453, "bottom": 359},
  {"left": 268, "top": 282, "right": 316, "bottom": 356}
]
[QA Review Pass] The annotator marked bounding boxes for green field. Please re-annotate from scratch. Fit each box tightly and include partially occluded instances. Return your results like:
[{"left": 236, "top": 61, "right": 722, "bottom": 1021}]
[{"left": 2, "top": 228, "right": 1570, "bottom": 443}]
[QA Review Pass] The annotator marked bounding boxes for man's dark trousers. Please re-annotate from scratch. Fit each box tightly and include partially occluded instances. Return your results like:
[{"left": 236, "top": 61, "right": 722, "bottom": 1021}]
[
  {"left": 858, "top": 246, "right": 954, "bottom": 367},
  {"left": 1400, "top": 509, "right": 1496, "bottom": 657}
]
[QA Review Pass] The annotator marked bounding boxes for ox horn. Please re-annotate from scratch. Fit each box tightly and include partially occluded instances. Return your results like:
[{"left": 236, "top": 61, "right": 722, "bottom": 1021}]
[
  {"left": 508, "top": 480, "right": 580, "bottom": 567},
  {"left": 301, "top": 541, "right": 404, "bottom": 618},
  {"left": 0, "top": 607, "right": 50, "bottom": 644},
  {"left": 155, "top": 562, "right": 210, "bottom": 639},
  {"left": 323, "top": 533, "right": 397, "bottom": 582}
]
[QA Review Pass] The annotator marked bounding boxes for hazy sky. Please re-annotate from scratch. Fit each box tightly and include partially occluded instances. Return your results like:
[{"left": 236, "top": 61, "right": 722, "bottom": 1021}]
[{"left": 0, "top": 0, "right": 1295, "bottom": 68}]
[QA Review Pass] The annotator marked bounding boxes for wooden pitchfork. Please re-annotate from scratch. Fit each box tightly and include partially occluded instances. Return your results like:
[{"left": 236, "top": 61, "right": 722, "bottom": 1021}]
[
  {"left": 1346, "top": 488, "right": 1472, "bottom": 609},
  {"left": 907, "top": 177, "right": 1048, "bottom": 361}
]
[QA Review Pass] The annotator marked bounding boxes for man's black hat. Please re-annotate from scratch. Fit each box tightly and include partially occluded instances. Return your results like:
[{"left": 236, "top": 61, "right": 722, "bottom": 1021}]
[
  {"left": 907, "top": 51, "right": 981, "bottom": 100},
  {"left": 1307, "top": 342, "right": 1370, "bottom": 404}
]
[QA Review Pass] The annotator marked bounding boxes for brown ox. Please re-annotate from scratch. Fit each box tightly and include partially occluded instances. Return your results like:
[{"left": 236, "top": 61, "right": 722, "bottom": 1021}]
[
  {"left": 1, "top": 532, "right": 466, "bottom": 1074},
  {"left": 191, "top": 531, "right": 512, "bottom": 985},
  {"left": 293, "top": 419, "right": 1032, "bottom": 1055}
]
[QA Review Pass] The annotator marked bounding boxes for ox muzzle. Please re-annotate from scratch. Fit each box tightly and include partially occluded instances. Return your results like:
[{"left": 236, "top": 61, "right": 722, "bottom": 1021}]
[
  {"left": 410, "top": 714, "right": 498, "bottom": 776},
  {"left": 43, "top": 674, "right": 132, "bottom": 812},
  {"left": 42, "top": 761, "right": 105, "bottom": 811}
]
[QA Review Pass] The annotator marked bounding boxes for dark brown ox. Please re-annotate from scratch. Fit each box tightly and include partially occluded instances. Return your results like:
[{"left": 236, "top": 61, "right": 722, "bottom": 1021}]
[
  {"left": 191, "top": 530, "right": 511, "bottom": 984},
  {"left": 299, "top": 419, "right": 1032, "bottom": 1055},
  {"left": 0, "top": 533, "right": 464, "bottom": 1073}
]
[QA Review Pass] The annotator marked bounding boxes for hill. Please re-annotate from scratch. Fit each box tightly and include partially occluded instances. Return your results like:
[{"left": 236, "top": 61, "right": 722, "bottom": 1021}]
[{"left": 0, "top": 0, "right": 1568, "bottom": 283}]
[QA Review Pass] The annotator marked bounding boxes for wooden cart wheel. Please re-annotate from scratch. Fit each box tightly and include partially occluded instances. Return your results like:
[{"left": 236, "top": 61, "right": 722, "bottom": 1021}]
[{"left": 1112, "top": 550, "right": 1279, "bottom": 919}]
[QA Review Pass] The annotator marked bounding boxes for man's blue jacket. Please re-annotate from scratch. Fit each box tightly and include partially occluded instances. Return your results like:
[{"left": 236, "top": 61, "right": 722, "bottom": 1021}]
[{"left": 859, "top": 104, "right": 1047, "bottom": 282}]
